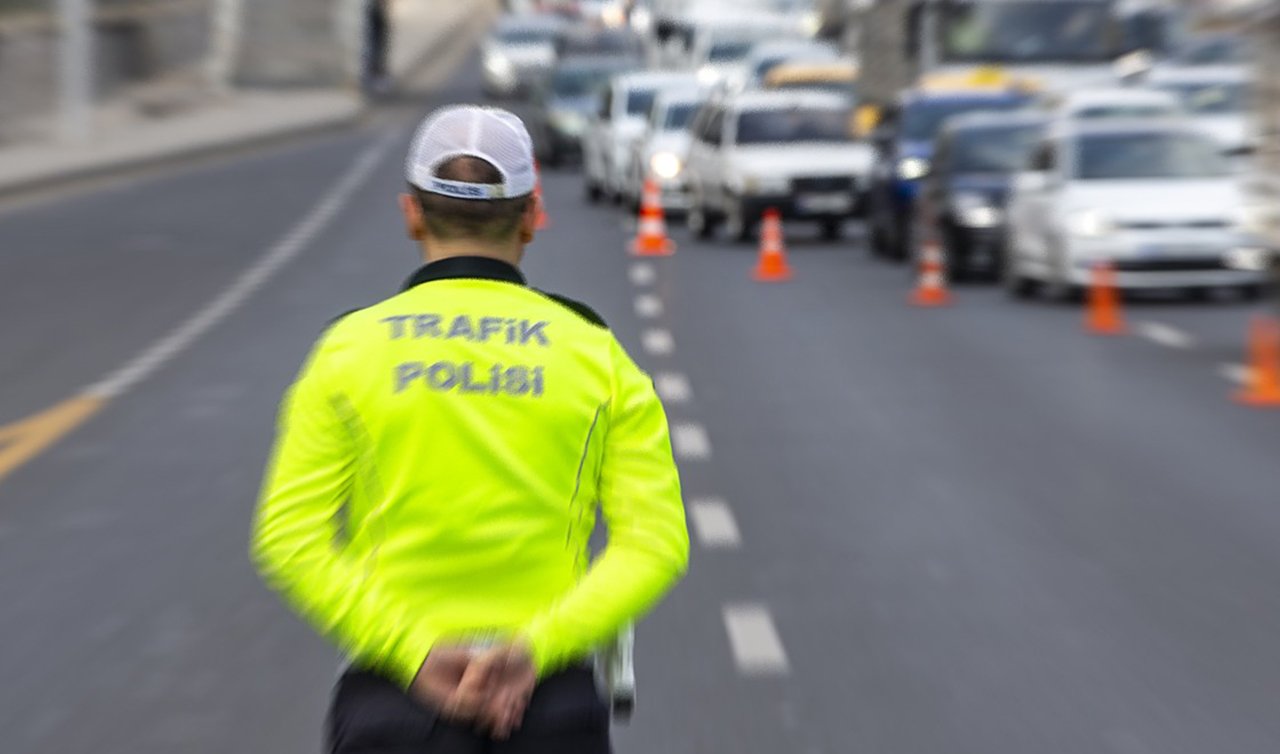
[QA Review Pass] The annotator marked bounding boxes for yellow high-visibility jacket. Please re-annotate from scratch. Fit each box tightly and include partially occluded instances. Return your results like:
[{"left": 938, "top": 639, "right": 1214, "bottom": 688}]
[{"left": 252, "top": 256, "right": 688, "bottom": 688}]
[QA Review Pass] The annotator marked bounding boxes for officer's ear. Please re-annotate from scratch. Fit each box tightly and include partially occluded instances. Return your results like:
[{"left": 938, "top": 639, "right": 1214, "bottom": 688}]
[
  {"left": 517, "top": 195, "right": 539, "bottom": 245},
  {"left": 399, "top": 193, "right": 426, "bottom": 241}
]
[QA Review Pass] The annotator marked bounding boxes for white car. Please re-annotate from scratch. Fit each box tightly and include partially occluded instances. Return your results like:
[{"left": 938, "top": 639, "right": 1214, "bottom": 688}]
[
  {"left": 1146, "top": 65, "right": 1253, "bottom": 152},
  {"left": 684, "top": 24, "right": 781, "bottom": 90},
  {"left": 1005, "top": 121, "right": 1267, "bottom": 298},
  {"left": 1038, "top": 87, "right": 1184, "bottom": 123},
  {"left": 684, "top": 89, "right": 874, "bottom": 242},
  {"left": 481, "top": 15, "right": 566, "bottom": 99},
  {"left": 583, "top": 71, "right": 698, "bottom": 203},
  {"left": 621, "top": 86, "right": 705, "bottom": 212}
]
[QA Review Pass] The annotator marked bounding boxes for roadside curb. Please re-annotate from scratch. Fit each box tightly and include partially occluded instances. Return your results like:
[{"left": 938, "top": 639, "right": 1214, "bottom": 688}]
[{"left": 0, "top": 1, "right": 494, "bottom": 201}]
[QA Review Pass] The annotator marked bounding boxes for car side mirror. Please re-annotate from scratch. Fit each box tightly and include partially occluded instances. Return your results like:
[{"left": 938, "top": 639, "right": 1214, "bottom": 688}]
[{"left": 1224, "top": 143, "right": 1257, "bottom": 158}]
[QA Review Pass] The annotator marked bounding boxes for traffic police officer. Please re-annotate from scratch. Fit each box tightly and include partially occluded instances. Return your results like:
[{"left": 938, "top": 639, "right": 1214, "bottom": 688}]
[{"left": 251, "top": 105, "right": 689, "bottom": 753}]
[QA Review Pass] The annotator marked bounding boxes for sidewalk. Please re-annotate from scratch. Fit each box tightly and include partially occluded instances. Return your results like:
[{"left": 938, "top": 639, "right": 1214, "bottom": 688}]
[{"left": 0, "top": 0, "right": 497, "bottom": 197}]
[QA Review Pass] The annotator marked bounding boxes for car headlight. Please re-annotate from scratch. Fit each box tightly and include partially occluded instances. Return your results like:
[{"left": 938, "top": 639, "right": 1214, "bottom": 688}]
[
  {"left": 1224, "top": 246, "right": 1273, "bottom": 271},
  {"left": 484, "top": 54, "right": 514, "bottom": 81},
  {"left": 953, "top": 192, "right": 1003, "bottom": 228},
  {"left": 801, "top": 10, "right": 822, "bottom": 36},
  {"left": 1233, "top": 204, "right": 1271, "bottom": 235},
  {"left": 1066, "top": 208, "right": 1115, "bottom": 238},
  {"left": 896, "top": 157, "right": 930, "bottom": 181},
  {"left": 697, "top": 65, "right": 721, "bottom": 87},
  {"left": 649, "top": 152, "right": 683, "bottom": 180},
  {"left": 550, "top": 110, "right": 587, "bottom": 136}
]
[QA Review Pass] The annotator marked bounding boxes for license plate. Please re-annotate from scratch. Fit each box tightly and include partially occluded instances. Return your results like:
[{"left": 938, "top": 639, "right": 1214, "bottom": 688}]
[{"left": 796, "top": 193, "right": 851, "bottom": 214}]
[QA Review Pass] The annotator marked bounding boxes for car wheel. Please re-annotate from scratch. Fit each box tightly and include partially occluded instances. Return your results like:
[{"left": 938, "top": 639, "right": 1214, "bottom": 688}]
[
  {"left": 820, "top": 219, "right": 843, "bottom": 242},
  {"left": 1002, "top": 242, "right": 1040, "bottom": 300},
  {"left": 687, "top": 202, "right": 717, "bottom": 240},
  {"left": 724, "top": 200, "right": 753, "bottom": 244},
  {"left": 585, "top": 178, "right": 602, "bottom": 204}
]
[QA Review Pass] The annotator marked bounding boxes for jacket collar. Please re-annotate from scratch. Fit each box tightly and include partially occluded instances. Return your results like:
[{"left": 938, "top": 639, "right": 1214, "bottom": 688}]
[{"left": 401, "top": 256, "right": 526, "bottom": 291}]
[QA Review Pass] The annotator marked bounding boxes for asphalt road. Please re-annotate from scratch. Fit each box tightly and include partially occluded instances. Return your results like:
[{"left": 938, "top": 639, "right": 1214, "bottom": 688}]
[{"left": 3, "top": 51, "right": 1280, "bottom": 754}]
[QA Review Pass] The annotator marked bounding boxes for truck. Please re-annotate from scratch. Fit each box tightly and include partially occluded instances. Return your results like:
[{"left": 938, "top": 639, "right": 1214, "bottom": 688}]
[{"left": 851, "top": 0, "right": 1148, "bottom": 107}]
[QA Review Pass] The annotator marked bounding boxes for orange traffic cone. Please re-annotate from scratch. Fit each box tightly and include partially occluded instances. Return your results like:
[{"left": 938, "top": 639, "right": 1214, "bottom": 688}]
[
  {"left": 752, "top": 208, "right": 793, "bottom": 282},
  {"left": 909, "top": 238, "right": 952, "bottom": 307},
  {"left": 628, "top": 177, "right": 675, "bottom": 256},
  {"left": 1235, "top": 316, "right": 1280, "bottom": 407},
  {"left": 1085, "top": 261, "right": 1126, "bottom": 335},
  {"left": 534, "top": 161, "right": 549, "bottom": 230}
]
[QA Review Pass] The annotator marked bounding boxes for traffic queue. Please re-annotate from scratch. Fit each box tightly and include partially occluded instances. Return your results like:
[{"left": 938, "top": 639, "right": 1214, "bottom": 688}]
[{"left": 486, "top": 0, "right": 1272, "bottom": 303}]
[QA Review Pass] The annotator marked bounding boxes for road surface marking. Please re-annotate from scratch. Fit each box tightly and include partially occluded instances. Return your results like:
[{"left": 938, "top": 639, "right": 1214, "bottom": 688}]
[
  {"left": 0, "top": 128, "right": 401, "bottom": 488},
  {"left": 1220, "top": 363, "right": 1252, "bottom": 385},
  {"left": 690, "top": 498, "right": 741, "bottom": 548},
  {"left": 671, "top": 423, "right": 711, "bottom": 460},
  {"left": 1136, "top": 322, "right": 1194, "bottom": 350},
  {"left": 654, "top": 372, "right": 692, "bottom": 403},
  {"left": 642, "top": 329, "right": 674, "bottom": 356},
  {"left": 0, "top": 396, "right": 104, "bottom": 484},
  {"left": 635, "top": 294, "right": 664, "bottom": 319},
  {"left": 723, "top": 604, "right": 789, "bottom": 675},
  {"left": 629, "top": 263, "right": 656, "bottom": 286}
]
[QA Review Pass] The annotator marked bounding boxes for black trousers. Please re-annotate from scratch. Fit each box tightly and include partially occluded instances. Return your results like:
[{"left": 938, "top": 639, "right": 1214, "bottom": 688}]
[{"left": 327, "top": 666, "right": 612, "bottom": 754}]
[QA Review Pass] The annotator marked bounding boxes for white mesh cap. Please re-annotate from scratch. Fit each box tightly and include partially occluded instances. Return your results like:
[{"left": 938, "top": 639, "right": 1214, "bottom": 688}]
[{"left": 406, "top": 105, "right": 536, "bottom": 200}]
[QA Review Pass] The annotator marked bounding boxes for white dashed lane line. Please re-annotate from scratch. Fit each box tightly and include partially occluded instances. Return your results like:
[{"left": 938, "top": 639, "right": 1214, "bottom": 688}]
[
  {"left": 1220, "top": 363, "right": 1251, "bottom": 385},
  {"left": 723, "top": 604, "right": 790, "bottom": 675},
  {"left": 671, "top": 422, "right": 712, "bottom": 460},
  {"left": 1135, "top": 321, "right": 1195, "bottom": 350},
  {"left": 689, "top": 497, "right": 741, "bottom": 548},
  {"left": 653, "top": 372, "right": 692, "bottom": 403},
  {"left": 629, "top": 263, "right": 656, "bottom": 286},
  {"left": 642, "top": 329, "right": 675, "bottom": 356},
  {"left": 635, "top": 294, "right": 664, "bottom": 319}
]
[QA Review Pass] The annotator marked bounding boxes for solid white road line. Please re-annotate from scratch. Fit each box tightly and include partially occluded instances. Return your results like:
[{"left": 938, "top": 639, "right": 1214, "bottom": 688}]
[
  {"left": 1135, "top": 321, "right": 1195, "bottom": 350},
  {"left": 83, "top": 128, "right": 402, "bottom": 400},
  {"left": 635, "top": 294, "right": 664, "bottom": 319},
  {"left": 671, "top": 422, "right": 711, "bottom": 460},
  {"left": 689, "top": 498, "right": 741, "bottom": 548},
  {"left": 629, "top": 263, "right": 656, "bottom": 286},
  {"left": 723, "top": 604, "right": 790, "bottom": 675},
  {"left": 641, "top": 329, "right": 674, "bottom": 356},
  {"left": 1220, "top": 363, "right": 1251, "bottom": 385},
  {"left": 653, "top": 372, "right": 692, "bottom": 403}
]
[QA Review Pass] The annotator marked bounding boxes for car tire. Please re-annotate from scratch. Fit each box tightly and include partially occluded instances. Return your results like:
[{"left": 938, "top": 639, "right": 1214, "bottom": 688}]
[
  {"left": 820, "top": 219, "right": 843, "bottom": 242},
  {"left": 724, "top": 200, "right": 753, "bottom": 244},
  {"left": 585, "top": 178, "right": 602, "bottom": 204},
  {"left": 687, "top": 200, "right": 718, "bottom": 240},
  {"left": 1003, "top": 246, "right": 1040, "bottom": 300}
]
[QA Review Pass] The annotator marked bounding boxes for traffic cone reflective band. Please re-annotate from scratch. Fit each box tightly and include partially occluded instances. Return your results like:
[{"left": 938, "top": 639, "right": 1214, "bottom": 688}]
[
  {"left": 1085, "top": 260, "right": 1125, "bottom": 335},
  {"left": 534, "top": 161, "right": 549, "bottom": 230},
  {"left": 752, "top": 208, "right": 793, "bottom": 282},
  {"left": 628, "top": 177, "right": 675, "bottom": 256},
  {"left": 909, "top": 238, "right": 952, "bottom": 307},
  {"left": 1234, "top": 316, "right": 1280, "bottom": 407}
]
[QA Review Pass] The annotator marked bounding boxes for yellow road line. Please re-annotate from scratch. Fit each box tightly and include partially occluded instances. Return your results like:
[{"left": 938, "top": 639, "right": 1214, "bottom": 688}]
[{"left": 0, "top": 395, "right": 104, "bottom": 485}]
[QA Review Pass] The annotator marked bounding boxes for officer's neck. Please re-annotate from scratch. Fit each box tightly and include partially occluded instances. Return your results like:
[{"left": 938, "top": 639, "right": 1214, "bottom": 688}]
[{"left": 420, "top": 240, "right": 523, "bottom": 268}]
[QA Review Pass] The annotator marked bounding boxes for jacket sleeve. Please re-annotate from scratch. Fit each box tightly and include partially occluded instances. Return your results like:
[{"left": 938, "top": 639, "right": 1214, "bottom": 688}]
[
  {"left": 250, "top": 328, "right": 438, "bottom": 689},
  {"left": 520, "top": 337, "right": 690, "bottom": 674}
]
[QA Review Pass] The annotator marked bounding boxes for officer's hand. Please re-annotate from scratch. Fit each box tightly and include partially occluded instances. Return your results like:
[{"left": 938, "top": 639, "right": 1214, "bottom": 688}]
[
  {"left": 411, "top": 646, "right": 489, "bottom": 722},
  {"left": 470, "top": 642, "right": 537, "bottom": 740}
]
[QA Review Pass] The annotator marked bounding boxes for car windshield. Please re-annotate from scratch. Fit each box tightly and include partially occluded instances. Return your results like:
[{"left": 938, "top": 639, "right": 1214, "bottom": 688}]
[
  {"left": 551, "top": 67, "right": 621, "bottom": 97},
  {"left": 772, "top": 80, "right": 856, "bottom": 99},
  {"left": 1154, "top": 82, "right": 1249, "bottom": 115},
  {"left": 938, "top": 1, "right": 1117, "bottom": 63},
  {"left": 735, "top": 106, "right": 855, "bottom": 145},
  {"left": 561, "top": 31, "right": 641, "bottom": 57},
  {"left": 1178, "top": 36, "right": 1250, "bottom": 65},
  {"left": 662, "top": 103, "right": 700, "bottom": 130},
  {"left": 627, "top": 88, "right": 658, "bottom": 116},
  {"left": 947, "top": 124, "right": 1043, "bottom": 173},
  {"left": 901, "top": 97, "right": 1026, "bottom": 141},
  {"left": 1073, "top": 103, "right": 1178, "bottom": 120},
  {"left": 497, "top": 27, "right": 558, "bottom": 45},
  {"left": 709, "top": 40, "right": 756, "bottom": 62},
  {"left": 1075, "top": 132, "right": 1232, "bottom": 180}
]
